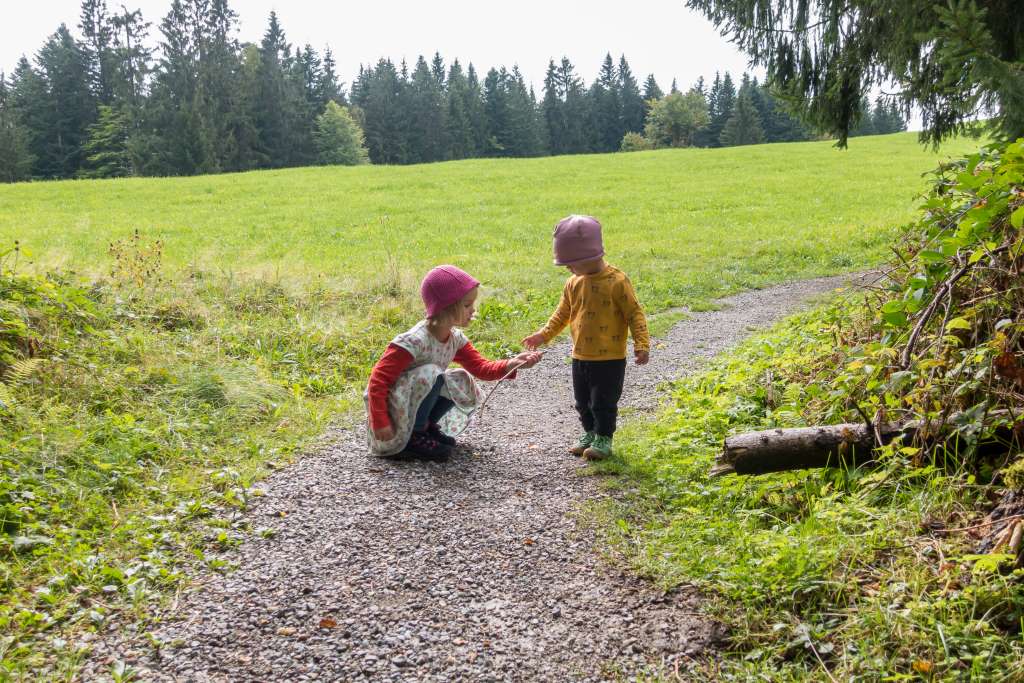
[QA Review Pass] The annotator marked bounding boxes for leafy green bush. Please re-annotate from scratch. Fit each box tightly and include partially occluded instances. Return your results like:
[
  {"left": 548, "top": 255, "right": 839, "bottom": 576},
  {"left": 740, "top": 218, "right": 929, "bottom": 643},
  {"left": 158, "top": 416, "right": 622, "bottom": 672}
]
[
  {"left": 830, "top": 140, "right": 1024, "bottom": 469},
  {"left": 620, "top": 131, "right": 652, "bottom": 152}
]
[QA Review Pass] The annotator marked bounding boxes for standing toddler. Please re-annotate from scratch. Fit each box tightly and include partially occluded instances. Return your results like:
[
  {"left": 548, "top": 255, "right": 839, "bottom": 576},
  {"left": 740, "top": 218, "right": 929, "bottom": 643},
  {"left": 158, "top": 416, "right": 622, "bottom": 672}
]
[{"left": 523, "top": 215, "right": 649, "bottom": 460}]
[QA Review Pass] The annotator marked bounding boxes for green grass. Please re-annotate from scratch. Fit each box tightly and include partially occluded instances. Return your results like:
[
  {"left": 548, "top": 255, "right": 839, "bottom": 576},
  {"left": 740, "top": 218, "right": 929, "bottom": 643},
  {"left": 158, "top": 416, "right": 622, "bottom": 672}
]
[
  {"left": 0, "top": 134, "right": 982, "bottom": 678},
  {"left": 596, "top": 300, "right": 1024, "bottom": 680},
  {"left": 2, "top": 133, "right": 974, "bottom": 318}
]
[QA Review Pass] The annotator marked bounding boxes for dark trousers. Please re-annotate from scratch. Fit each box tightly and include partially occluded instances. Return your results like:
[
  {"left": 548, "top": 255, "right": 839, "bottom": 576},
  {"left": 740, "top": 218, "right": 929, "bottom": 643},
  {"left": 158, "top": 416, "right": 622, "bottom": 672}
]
[
  {"left": 572, "top": 359, "right": 626, "bottom": 438},
  {"left": 414, "top": 375, "right": 455, "bottom": 432}
]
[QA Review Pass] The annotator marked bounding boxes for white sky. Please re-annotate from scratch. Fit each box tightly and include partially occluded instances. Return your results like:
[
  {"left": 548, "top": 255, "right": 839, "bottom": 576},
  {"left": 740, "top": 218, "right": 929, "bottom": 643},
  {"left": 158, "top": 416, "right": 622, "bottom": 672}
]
[{"left": 1, "top": 0, "right": 758, "bottom": 93}]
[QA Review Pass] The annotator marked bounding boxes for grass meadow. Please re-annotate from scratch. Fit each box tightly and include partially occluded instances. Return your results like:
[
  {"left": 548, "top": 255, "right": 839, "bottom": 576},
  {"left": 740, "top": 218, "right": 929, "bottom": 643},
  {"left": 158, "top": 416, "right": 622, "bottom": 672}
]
[
  {"left": 0, "top": 133, "right": 981, "bottom": 676},
  {"left": 3, "top": 133, "right": 972, "bottom": 315}
]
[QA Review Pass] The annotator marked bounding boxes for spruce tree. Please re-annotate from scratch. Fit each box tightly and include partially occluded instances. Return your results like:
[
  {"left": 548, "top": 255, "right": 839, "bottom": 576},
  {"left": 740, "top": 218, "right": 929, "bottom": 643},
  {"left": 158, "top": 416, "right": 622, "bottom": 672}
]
[
  {"left": 318, "top": 48, "right": 345, "bottom": 107},
  {"left": 693, "top": 73, "right": 720, "bottom": 147},
  {"left": 641, "top": 74, "right": 664, "bottom": 122},
  {"left": 357, "top": 59, "right": 410, "bottom": 164},
  {"left": 556, "top": 58, "right": 589, "bottom": 153},
  {"left": 506, "top": 66, "right": 543, "bottom": 157},
  {"left": 286, "top": 44, "right": 325, "bottom": 166},
  {"left": 465, "top": 64, "right": 488, "bottom": 157},
  {"left": 254, "top": 11, "right": 291, "bottom": 167},
  {"left": 313, "top": 101, "right": 368, "bottom": 165},
  {"left": 445, "top": 60, "right": 475, "bottom": 159},
  {"left": 0, "top": 74, "right": 35, "bottom": 182},
  {"left": 7, "top": 58, "right": 49, "bottom": 177},
  {"left": 686, "top": 0, "right": 1023, "bottom": 144},
  {"left": 618, "top": 56, "right": 645, "bottom": 136},
  {"left": 108, "top": 6, "right": 151, "bottom": 112},
  {"left": 79, "top": 0, "right": 115, "bottom": 104},
  {"left": 197, "top": 0, "right": 258, "bottom": 172},
  {"left": 430, "top": 52, "right": 446, "bottom": 89},
  {"left": 719, "top": 89, "right": 764, "bottom": 146},
  {"left": 34, "top": 25, "right": 97, "bottom": 178},
  {"left": 408, "top": 55, "right": 447, "bottom": 162},
  {"left": 542, "top": 60, "right": 566, "bottom": 155},
  {"left": 79, "top": 104, "right": 132, "bottom": 177},
  {"left": 143, "top": 0, "right": 208, "bottom": 175},
  {"left": 705, "top": 72, "right": 735, "bottom": 148},
  {"left": 482, "top": 67, "right": 510, "bottom": 156},
  {"left": 642, "top": 74, "right": 663, "bottom": 102},
  {"left": 588, "top": 53, "right": 621, "bottom": 152}
]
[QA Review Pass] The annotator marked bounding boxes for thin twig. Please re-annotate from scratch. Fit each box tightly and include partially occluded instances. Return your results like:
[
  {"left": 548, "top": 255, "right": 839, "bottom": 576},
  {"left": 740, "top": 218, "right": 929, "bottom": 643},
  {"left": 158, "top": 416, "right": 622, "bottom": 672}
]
[
  {"left": 853, "top": 403, "right": 878, "bottom": 447},
  {"left": 900, "top": 244, "right": 1010, "bottom": 369},
  {"left": 808, "top": 637, "right": 840, "bottom": 683},
  {"left": 929, "top": 513, "right": 1024, "bottom": 534}
]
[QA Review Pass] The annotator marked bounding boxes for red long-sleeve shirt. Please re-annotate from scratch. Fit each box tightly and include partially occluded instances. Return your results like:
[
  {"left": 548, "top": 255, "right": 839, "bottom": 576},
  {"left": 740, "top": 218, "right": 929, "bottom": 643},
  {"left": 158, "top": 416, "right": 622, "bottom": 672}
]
[{"left": 367, "top": 341, "right": 515, "bottom": 430}]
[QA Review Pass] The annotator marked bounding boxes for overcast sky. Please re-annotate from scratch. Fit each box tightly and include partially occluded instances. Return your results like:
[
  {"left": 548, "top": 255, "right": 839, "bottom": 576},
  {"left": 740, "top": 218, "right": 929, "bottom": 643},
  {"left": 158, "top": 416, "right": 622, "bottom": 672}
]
[{"left": 1, "top": 0, "right": 759, "bottom": 92}]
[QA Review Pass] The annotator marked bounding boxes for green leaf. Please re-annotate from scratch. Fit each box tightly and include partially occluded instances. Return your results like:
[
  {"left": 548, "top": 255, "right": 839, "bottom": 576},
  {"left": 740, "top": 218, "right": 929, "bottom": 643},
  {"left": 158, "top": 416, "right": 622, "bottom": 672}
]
[
  {"left": 881, "top": 300, "right": 905, "bottom": 314},
  {"left": 1011, "top": 206, "right": 1024, "bottom": 229},
  {"left": 886, "top": 371, "right": 914, "bottom": 392},
  {"left": 882, "top": 310, "right": 908, "bottom": 327},
  {"left": 946, "top": 317, "right": 971, "bottom": 330},
  {"left": 961, "top": 553, "right": 1016, "bottom": 573},
  {"left": 918, "top": 250, "right": 946, "bottom": 264}
]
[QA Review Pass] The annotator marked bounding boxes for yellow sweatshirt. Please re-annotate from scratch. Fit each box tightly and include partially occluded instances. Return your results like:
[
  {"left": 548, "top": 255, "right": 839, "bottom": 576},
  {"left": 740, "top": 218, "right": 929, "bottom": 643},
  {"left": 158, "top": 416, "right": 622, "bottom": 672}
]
[{"left": 538, "top": 264, "right": 650, "bottom": 361}]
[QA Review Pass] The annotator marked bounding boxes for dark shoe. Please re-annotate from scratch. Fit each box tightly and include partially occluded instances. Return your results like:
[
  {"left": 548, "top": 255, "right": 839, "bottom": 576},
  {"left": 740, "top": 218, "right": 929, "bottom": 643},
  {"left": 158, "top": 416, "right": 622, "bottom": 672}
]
[
  {"left": 404, "top": 431, "right": 450, "bottom": 461},
  {"left": 427, "top": 423, "right": 457, "bottom": 447}
]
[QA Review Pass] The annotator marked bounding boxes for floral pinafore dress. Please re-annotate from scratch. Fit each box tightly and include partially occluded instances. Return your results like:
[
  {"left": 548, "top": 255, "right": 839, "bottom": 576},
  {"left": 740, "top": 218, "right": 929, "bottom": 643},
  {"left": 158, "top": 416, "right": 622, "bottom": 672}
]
[{"left": 365, "top": 320, "right": 484, "bottom": 456}]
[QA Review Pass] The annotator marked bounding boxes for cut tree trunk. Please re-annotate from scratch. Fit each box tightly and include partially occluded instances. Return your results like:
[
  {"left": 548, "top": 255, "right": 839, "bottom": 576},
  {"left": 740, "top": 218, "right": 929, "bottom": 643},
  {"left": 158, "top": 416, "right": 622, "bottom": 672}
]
[
  {"left": 710, "top": 422, "right": 912, "bottom": 477},
  {"left": 711, "top": 414, "right": 1019, "bottom": 477}
]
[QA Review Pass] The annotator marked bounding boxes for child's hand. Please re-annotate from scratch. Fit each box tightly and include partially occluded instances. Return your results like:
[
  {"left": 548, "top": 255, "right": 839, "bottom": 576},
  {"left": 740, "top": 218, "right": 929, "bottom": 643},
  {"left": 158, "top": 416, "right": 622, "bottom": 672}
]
[
  {"left": 635, "top": 349, "right": 650, "bottom": 365},
  {"left": 521, "top": 332, "right": 545, "bottom": 350},
  {"left": 512, "top": 351, "right": 543, "bottom": 369},
  {"left": 373, "top": 425, "right": 396, "bottom": 442}
]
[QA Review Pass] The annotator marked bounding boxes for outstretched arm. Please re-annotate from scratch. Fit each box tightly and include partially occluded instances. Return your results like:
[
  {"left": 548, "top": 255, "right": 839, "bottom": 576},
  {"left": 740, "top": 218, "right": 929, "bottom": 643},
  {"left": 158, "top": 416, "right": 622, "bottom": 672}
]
[
  {"left": 523, "top": 283, "right": 571, "bottom": 349},
  {"left": 454, "top": 342, "right": 542, "bottom": 380}
]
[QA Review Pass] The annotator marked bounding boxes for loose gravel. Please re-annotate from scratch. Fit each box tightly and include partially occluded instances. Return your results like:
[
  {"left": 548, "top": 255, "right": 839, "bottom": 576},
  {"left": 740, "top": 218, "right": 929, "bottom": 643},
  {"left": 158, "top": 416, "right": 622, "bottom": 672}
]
[{"left": 80, "top": 274, "right": 865, "bottom": 682}]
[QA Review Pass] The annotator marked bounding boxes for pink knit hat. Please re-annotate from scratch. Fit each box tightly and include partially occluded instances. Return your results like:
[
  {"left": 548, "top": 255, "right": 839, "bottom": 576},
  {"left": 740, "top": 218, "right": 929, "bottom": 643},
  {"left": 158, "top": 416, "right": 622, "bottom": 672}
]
[
  {"left": 420, "top": 265, "right": 480, "bottom": 318},
  {"left": 552, "top": 214, "right": 604, "bottom": 266}
]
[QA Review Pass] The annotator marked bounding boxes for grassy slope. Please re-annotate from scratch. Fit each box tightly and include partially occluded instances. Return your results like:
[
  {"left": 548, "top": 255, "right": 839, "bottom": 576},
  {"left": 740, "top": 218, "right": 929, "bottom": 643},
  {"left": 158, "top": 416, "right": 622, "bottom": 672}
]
[
  {"left": 2, "top": 134, "right": 970, "bottom": 314},
  {"left": 0, "top": 134, "right": 978, "bottom": 677}
]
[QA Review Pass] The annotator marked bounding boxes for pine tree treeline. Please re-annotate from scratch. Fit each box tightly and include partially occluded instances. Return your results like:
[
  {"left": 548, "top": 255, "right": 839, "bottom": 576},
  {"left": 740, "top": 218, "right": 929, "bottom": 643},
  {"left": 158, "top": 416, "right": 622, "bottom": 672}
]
[
  {"left": 0, "top": 0, "right": 911, "bottom": 183},
  {"left": 628, "top": 71, "right": 907, "bottom": 153}
]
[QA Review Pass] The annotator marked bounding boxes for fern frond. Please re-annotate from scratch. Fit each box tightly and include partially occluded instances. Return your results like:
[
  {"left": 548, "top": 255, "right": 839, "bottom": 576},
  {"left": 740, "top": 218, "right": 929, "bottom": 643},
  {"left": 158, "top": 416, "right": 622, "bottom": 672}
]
[{"left": 5, "top": 358, "right": 41, "bottom": 386}]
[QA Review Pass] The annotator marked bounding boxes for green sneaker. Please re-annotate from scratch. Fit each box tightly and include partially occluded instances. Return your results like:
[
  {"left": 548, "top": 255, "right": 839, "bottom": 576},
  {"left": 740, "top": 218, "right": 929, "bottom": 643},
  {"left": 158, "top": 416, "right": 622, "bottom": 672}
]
[
  {"left": 569, "top": 431, "right": 595, "bottom": 456},
  {"left": 583, "top": 434, "right": 613, "bottom": 461}
]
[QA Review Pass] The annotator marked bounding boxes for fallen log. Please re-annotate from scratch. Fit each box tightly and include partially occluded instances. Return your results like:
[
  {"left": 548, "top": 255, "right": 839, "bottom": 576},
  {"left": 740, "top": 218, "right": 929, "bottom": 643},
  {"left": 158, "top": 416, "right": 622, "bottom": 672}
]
[
  {"left": 711, "top": 414, "right": 1020, "bottom": 477},
  {"left": 710, "top": 422, "right": 910, "bottom": 477}
]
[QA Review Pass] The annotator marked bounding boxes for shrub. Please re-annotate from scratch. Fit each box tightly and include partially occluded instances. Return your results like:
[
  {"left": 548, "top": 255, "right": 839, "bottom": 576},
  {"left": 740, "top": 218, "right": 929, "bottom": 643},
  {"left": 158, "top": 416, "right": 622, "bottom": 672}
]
[{"left": 620, "top": 131, "right": 652, "bottom": 152}]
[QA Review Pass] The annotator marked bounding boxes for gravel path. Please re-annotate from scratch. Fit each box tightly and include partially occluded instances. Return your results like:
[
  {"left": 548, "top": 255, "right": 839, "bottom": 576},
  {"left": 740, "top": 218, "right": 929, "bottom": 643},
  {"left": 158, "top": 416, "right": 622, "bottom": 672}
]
[{"left": 82, "top": 274, "right": 864, "bottom": 682}]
